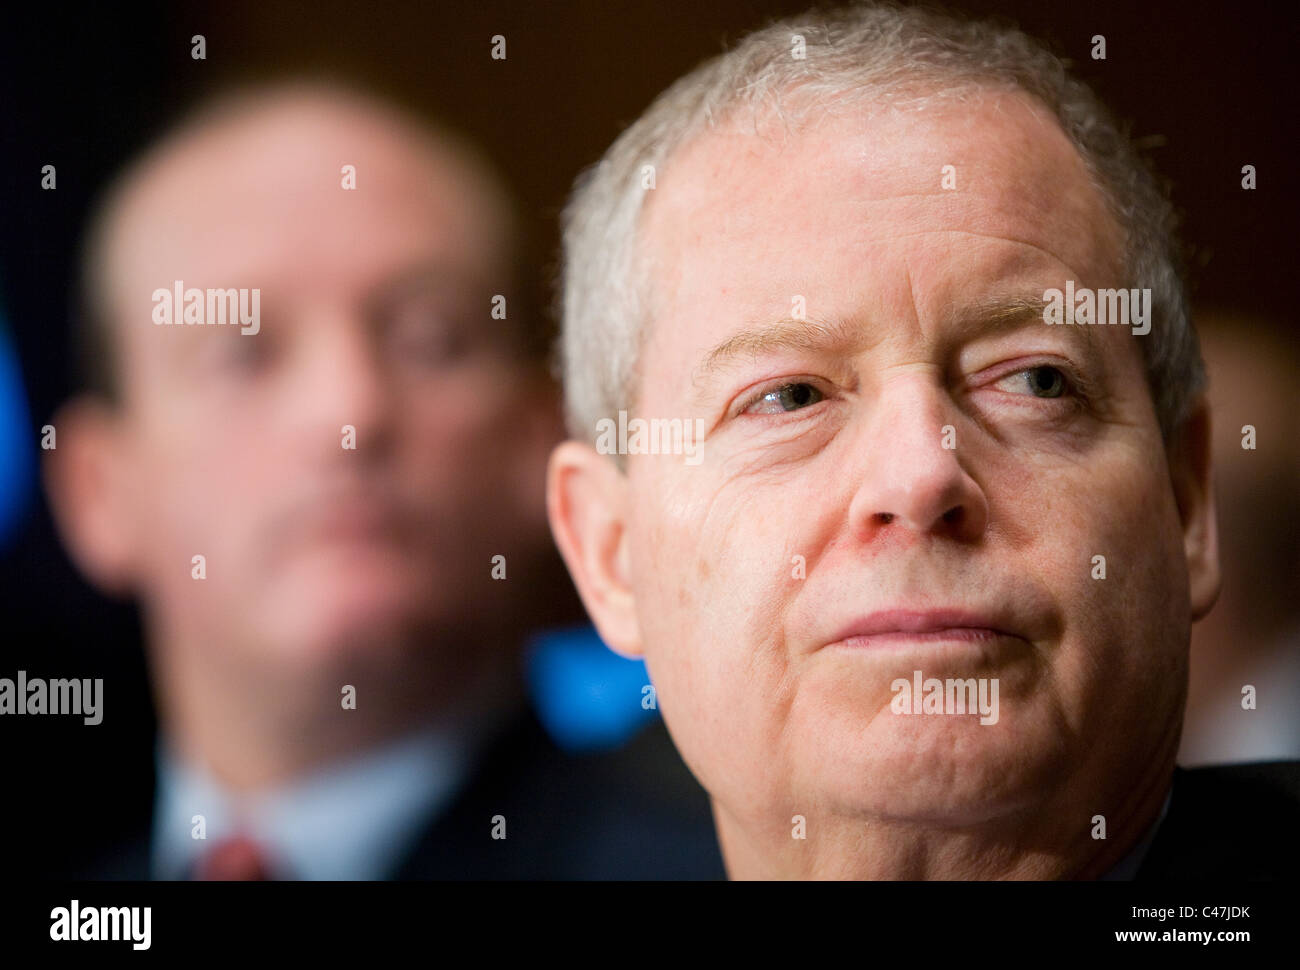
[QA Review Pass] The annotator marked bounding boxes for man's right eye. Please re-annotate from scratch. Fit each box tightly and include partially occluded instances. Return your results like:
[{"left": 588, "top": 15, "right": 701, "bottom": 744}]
[
  {"left": 742, "top": 382, "right": 825, "bottom": 415},
  {"left": 196, "top": 333, "right": 267, "bottom": 375}
]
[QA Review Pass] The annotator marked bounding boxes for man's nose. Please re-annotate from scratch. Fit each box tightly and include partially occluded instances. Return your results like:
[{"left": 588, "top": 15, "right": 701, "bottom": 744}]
[
  {"left": 287, "top": 321, "right": 394, "bottom": 457},
  {"left": 845, "top": 373, "right": 988, "bottom": 545}
]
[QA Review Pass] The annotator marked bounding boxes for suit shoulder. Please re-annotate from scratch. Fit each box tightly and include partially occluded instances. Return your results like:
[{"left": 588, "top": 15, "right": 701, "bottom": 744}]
[
  {"left": 1172, "top": 760, "right": 1300, "bottom": 827},
  {"left": 1138, "top": 761, "right": 1300, "bottom": 880},
  {"left": 396, "top": 711, "right": 724, "bottom": 879}
]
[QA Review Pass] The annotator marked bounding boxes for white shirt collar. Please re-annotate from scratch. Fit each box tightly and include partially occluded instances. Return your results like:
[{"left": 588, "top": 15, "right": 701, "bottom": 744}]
[{"left": 151, "top": 720, "right": 476, "bottom": 880}]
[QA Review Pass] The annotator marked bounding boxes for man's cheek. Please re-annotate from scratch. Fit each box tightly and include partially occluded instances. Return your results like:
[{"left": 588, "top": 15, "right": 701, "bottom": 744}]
[
  {"left": 142, "top": 438, "right": 265, "bottom": 569},
  {"left": 1049, "top": 473, "right": 1185, "bottom": 712},
  {"left": 636, "top": 507, "right": 737, "bottom": 665},
  {"left": 643, "top": 486, "right": 770, "bottom": 629},
  {"left": 643, "top": 613, "right": 771, "bottom": 802}
]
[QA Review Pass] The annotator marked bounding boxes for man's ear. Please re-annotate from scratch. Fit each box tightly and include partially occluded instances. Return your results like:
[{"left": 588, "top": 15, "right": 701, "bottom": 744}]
[
  {"left": 42, "top": 397, "right": 138, "bottom": 597},
  {"left": 546, "top": 440, "right": 642, "bottom": 657},
  {"left": 1168, "top": 397, "right": 1221, "bottom": 622}
]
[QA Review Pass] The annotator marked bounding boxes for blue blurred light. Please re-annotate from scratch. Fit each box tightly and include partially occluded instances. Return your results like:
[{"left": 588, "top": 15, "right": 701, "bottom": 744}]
[
  {"left": 526, "top": 625, "right": 660, "bottom": 752},
  {"left": 0, "top": 305, "right": 35, "bottom": 548}
]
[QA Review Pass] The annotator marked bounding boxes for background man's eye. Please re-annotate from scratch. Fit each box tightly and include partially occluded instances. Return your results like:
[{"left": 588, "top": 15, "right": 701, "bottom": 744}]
[
  {"left": 387, "top": 309, "right": 472, "bottom": 365},
  {"left": 749, "top": 382, "right": 825, "bottom": 414},
  {"left": 197, "top": 332, "right": 269, "bottom": 375},
  {"left": 1024, "top": 366, "right": 1066, "bottom": 398}
]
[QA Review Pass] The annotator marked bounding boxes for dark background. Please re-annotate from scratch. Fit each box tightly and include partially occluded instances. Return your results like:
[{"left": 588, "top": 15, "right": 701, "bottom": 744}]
[{"left": 1, "top": 0, "right": 1294, "bottom": 877}]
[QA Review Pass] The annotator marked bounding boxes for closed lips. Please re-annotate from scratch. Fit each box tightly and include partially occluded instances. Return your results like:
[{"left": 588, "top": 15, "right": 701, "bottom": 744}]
[{"left": 828, "top": 609, "right": 1022, "bottom": 646}]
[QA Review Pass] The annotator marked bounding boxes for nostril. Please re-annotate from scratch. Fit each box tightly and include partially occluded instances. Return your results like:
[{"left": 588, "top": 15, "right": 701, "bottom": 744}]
[
  {"left": 943, "top": 507, "right": 962, "bottom": 524},
  {"left": 877, "top": 513, "right": 895, "bottom": 524}
]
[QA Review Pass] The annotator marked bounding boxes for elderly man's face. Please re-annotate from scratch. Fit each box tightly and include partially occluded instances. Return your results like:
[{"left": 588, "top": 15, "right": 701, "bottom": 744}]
[
  {"left": 70, "top": 94, "right": 552, "bottom": 667},
  {"left": 553, "top": 90, "right": 1218, "bottom": 873}
]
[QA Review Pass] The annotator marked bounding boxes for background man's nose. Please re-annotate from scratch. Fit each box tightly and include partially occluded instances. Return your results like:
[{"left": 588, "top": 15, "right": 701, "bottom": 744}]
[
  {"left": 846, "top": 375, "right": 988, "bottom": 545},
  {"left": 286, "top": 319, "right": 396, "bottom": 461}
]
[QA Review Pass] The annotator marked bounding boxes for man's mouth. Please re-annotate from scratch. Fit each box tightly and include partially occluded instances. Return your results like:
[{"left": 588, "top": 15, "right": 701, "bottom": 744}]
[
  {"left": 826, "top": 609, "right": 1025, "bottom": 649},
  {"left": 300, "top": 502, "right": 402, "bottom": 541},
  {"left": 269, "top": 486, "right": 415, "bottom": 554}
]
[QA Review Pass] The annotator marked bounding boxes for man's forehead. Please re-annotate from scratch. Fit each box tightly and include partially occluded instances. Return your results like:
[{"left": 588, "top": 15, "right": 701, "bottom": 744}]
[
  {"left": 638, "top": 87, "right": 1123, "bottom": 301},
  {"left": 102, "top": 91, "right": 511, "bottom": 290},
  {"left": 625, "top": 88, "right": 1135, "bottom": 408}
]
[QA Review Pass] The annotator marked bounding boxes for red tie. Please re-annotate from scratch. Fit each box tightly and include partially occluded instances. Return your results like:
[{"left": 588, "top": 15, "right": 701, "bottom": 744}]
[{"left": 193, "top": 834, "right": 276, "bottom": 880}]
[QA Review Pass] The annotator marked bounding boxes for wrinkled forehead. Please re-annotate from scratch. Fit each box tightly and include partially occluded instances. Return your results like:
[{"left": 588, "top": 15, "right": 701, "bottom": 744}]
[{"left": 635, "top": 86, "right": 1126, "bottom": 335}]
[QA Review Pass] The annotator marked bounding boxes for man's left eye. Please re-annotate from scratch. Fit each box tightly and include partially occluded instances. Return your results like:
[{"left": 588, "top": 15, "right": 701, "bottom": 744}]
[
  {"left": 744, "top": 382, "right": 825, "bottom": 415},
  {"left": 390, "top": 314, "right": 469, "bottom": 363},
  {"left": 1004, "top": 365, "right": 1068, "bottom": 398}
]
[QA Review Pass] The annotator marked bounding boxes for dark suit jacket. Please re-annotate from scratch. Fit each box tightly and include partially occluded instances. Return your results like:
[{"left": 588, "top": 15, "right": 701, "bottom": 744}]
[
  {"left": 1136, "top": 760, "right": 1300, "bottom": 880},
  {"left": 393, "top": 707, "right": 725, "bottom": 879},
  {"left": 73, "top": 708, "right": 726, "bottom": 880},
  {"left": 69, "top": 728, "right": 1296, "bottom": 880}
]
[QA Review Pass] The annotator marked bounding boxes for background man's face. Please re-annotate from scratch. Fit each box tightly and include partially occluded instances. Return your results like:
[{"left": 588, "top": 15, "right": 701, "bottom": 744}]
[
  {"left": 94, "top": 94, "right": 546, "bottom": 666},
  {"left": 625, "top": 92, "right": 1202, "bottom": 835}
]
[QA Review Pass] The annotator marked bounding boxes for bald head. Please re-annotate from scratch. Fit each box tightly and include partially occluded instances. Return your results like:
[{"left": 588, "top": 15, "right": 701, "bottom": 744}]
[{"left": 79, "top": 80, "right": 534, "bottom": 402}]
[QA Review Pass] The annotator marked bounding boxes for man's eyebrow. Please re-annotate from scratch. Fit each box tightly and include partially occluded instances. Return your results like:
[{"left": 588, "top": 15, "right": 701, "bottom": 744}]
[
  {"left": 360, "top": 262, "right": 498, "bottom": 329},
  {"left": 948, "top": 295, "right": 1053, "bottom": 335},
  {"left": 949, "top": 294, "right": 1102, "bottom": 355},
  {"left": 690, "top": 294, "right": 1086, "bottom": 396},
  {"left": 692, "top": 315, "right": 867, "bottom": 389},
  {"left": 371, "top": 261, "right": 492, "bottom": 299}
]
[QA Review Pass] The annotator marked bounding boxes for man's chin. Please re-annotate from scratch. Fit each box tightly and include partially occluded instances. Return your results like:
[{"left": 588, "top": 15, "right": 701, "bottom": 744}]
[{"left": 808, "top": 718, "right": 1066, "bottom": 826}]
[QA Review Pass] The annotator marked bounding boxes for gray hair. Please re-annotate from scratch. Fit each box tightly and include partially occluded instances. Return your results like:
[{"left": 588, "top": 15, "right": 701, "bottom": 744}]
[{"left": 558, "top": 1, "right": 1201, "bottom": 452}]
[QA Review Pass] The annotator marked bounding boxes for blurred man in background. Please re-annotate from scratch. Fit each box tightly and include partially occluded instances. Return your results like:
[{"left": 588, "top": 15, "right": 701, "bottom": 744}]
[
  {"left": 1180, "top": 310, "right": 1300, "bottom": 765},
  {"left": 43, "top": 78, "right": 720, "bottom": 879}
]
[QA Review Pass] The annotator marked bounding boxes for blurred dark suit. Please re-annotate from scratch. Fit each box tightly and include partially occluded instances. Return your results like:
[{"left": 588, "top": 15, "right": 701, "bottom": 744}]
[
  {"left": 78, "top": 705, "right": 725, "bottom": 880},
  {"left": 1137, "top": 761, "right": 1300, "bottom": 880},
  {"left": 73, "top": 696, "right": 722, "bottom": 878}
]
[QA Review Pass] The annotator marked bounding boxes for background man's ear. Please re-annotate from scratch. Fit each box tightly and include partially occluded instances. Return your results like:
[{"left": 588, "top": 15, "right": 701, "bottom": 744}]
[
  {"left": 42, "top": 397, "right": 138, "bottom": 597},
  {"left": 1169, "top": 398, "right": 1221, "bottom": 622},
  {"left": 546, "top": 440, "right": 642, "bottom": 657}
]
